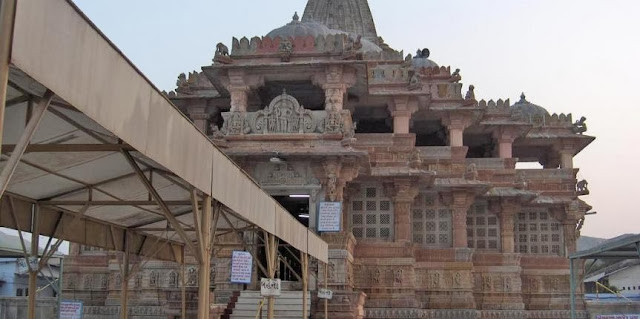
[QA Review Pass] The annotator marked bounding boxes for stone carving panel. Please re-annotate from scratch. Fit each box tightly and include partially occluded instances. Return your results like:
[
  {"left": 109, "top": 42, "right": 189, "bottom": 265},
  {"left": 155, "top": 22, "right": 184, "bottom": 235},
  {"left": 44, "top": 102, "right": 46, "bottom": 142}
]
[
  {"left": 254, "top": 92, "right": 315, "bottom": 133},
  {"left": 253, "top": 162, "right": 319, "bottom": 187},
  {"left": 220, "top": 92, "right": 355, "bottom": 137}
]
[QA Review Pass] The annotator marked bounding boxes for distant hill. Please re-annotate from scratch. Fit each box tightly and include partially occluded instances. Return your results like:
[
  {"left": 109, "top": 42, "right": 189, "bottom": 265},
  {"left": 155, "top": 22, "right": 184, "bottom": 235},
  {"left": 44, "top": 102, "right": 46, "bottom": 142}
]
[{"left": 577, "top": 235, "right": 607, "bottom": 252}]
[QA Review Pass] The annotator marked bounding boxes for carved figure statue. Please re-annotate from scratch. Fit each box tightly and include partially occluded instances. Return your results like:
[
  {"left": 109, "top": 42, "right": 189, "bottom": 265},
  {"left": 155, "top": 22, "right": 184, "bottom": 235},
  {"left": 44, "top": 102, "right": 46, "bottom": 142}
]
[
  {"left": 408, "top": 73, "right": 422, "bottom": 91},
  {"left": 394, "top": 269, "right": 403, "bottom": 284},
  {"left": 465, "top": 85, "right": 476, "bottom": 100},
  {"left": 187, "top": 267, "right": 197, "bottom": 286},
  {"left": 176, "top": 73, "right": 187, "bottom": 88},
  {"left": 279, "top": 39, "right": 294, "bottom": 62},
  {"left": 168, "top": 271, "right": 178, "bottom": 287},
  {"left": 576, "top": 179, "right": 589, "bottom": 193},
  {"left": 572, "top": 116, "right": 587, "bottom": 134},
  {"left": 464, "top": 163, "right": 478, "bottom": 180},
  {"left": 372, "top": 268, "right": 381, "bottom": 284},
  {"left": 452, "top": 68, "right": 460, "bottom": 77},
  {"left": 215, "top": 42, "right": 229, "bottom": 57},
  {"left": 403, "top": 54, "right": 413, "bottom": 67},
  {"left": 416, "top": 48, "right": 430, "bottom": 59},
  {"left": 327, "top": 173, "right": 339, "bottom": 201},
  {"left": 515, "top": 172, "right": 528, "bottom": 190}
]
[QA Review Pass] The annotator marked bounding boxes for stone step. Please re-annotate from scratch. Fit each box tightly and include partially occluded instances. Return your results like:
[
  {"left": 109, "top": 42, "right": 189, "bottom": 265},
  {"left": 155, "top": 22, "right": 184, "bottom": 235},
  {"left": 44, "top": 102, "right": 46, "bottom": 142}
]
[
  {"left": 235, "top": 296, "right": 310, "bottom": 304},
  {"left": 230, "top": 309, "right": 307, "bottom": 318},
  {"left": 234, "top": 303, "right": 310, "bottom": 311},
  {"left": 239, "top": 290, "right": 306, "bottom": 297}
]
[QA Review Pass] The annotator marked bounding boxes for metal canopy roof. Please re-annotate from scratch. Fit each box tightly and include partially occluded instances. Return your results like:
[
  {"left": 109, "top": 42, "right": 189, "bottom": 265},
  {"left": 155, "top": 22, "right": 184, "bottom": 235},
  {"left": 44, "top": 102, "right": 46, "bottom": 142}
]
[
  {"left": 0, "top": 0, "right": 327, "bottom": 263},
  {"left": 570, "top": 234, "right": 640, "bottom": 260}
]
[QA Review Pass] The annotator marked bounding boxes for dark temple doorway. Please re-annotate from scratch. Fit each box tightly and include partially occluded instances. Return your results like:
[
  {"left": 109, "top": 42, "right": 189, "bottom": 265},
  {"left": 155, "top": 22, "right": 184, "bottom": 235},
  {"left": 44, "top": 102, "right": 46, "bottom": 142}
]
[{"left": 257, "top": 195, "right": 310, "bottom": 283}]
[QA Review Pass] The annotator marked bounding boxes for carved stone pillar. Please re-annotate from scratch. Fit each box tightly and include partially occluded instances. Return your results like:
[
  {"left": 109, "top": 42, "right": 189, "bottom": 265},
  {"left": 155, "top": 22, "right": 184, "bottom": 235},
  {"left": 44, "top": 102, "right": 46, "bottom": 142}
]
[
  {"left": 388, "top": 96, "right": 418, "bottom": 134},
  {"left": 559, "top": 150, "right": 574, "bottom": 169},
  {"left": 188, "top": 99, "right": 209, "bottom": 132},
  {"left": 498, "top": 199, "right": 520, "bottom": 253},
  {"left": 228, "top": 85, "right": 249, "bottom": 112},
  {"left": 389, "top": 178, "right": 419, "bottom": 243},
  {"left": 442, "top": 113, "right": 472, "bottom": 147},
  {"left": 312, "top": 65, "right": 356, "bottom": 111},
  {"left": 451, "top": 191, "right": 475, "bottom": 248},
  {"left": 493, "top": 127, "right": 521, "bottom": 159}
]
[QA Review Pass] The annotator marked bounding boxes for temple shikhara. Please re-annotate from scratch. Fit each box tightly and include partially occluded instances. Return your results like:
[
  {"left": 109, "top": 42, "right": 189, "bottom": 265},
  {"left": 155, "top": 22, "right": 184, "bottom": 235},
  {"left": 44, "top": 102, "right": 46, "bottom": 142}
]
[{"left": 63, "top": 0, "right": 595, "bottom": 318}]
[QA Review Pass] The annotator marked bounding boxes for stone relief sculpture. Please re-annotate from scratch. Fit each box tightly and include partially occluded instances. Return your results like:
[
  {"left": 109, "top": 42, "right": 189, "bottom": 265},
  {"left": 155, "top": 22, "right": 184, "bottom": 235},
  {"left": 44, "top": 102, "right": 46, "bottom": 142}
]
[
  {"left": 168, "top": 271, "right": 178, "bottom": 288},
  {"left": 254, "top": 91, "right": 315, "bottom": 134},
  {"left": 572, "top": 116, "right": 587, "bottom": 134},
  {"left": 576, "top": 179, "right": 589, "bottom": 194},
  {"left": 149, "top": 271, "right": 159, "bottom": 287},
  {"left": 187, "top": 267, "right": 198, "bottom": 286},
  {"left": 279, "top": 38, "right": 294, "bottom": 62},
  {"left": 465, "top": 85, "right": 475, "bottom": 100},
  {"left": 214, "top": 42, "right": 233, "bottom": 64}
]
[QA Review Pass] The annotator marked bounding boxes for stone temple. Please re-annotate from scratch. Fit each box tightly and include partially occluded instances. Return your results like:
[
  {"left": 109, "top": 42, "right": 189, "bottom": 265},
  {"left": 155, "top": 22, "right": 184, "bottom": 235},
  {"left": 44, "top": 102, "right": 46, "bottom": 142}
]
[{"left": 63, "top": 0, "right": 595, "bottom": 318}]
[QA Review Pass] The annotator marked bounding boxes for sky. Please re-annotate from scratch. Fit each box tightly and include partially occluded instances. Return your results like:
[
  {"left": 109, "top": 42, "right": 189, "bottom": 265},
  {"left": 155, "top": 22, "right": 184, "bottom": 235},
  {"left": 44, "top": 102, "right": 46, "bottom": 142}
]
[{"left": 13, "top": 0, "right": 634, "bottom": 240}]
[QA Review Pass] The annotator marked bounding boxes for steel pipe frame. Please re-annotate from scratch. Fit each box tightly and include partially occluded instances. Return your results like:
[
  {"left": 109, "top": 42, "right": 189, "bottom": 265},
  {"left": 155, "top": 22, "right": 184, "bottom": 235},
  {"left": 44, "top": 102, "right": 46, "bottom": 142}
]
[{"left": 0, "top": 0, "right": 17, "bottom": 154}]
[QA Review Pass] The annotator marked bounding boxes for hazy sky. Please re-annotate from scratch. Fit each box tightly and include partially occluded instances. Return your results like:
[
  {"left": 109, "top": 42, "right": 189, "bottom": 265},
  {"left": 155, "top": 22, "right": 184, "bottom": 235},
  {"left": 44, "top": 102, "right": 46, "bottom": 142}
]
[{"left": 60, "top": 0, "right": 639, "bottom": 239}]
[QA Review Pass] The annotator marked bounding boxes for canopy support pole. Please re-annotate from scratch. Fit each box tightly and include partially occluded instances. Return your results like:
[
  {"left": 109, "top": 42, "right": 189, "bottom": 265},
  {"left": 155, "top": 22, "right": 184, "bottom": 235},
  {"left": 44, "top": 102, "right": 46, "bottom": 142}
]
[
  {"left": 27, "top": 204, "right": 40, "bottom": 319},
  {"left": 570, "top": 258, "right": 576, "bottom": 319},
  {"left": 0, "top": 0, "right": 17, "bottom": 151},
  {"left": 324, "top": 262, "right": 328, "bottom": 319},
  {"left": 263, "top": 232, "right": 278, "bottom": 319},
  {"left": 197, "top": 195, "right": 213, "bottom": 319},
  {"left": 301, "top": 252, "right": 309, "bottom": 319},
  {"left": 181, "top": 261, "right": 186, "bottom": 319},
  {"left": 120, "top": 231, "right": 130, "bottom": 319},
  {"left": 0, "top": 90, "right": 54, "bottom": 198}
]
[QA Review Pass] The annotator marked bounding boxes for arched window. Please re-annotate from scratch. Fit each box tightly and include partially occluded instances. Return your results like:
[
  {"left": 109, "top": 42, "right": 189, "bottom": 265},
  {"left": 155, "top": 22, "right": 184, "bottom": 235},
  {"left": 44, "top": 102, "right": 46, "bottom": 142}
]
[
  {"left": 515, "top": 208, "right": 564, "bottom": 256},
  {"left": 467, "top": 201, "right": 500, "bottom": 250},
  {"left": 412, "top": 192, "right": 452, "bottom": 247},
  {"left": 349, "top": 184, "right": 393, "bottom": 241}
]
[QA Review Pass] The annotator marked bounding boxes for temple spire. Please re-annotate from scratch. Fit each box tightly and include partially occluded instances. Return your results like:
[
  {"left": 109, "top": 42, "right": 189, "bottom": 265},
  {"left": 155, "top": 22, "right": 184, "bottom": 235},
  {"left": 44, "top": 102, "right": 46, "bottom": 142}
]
[{"left": 302, "top": 0, "right": 378, "bottom": 42}]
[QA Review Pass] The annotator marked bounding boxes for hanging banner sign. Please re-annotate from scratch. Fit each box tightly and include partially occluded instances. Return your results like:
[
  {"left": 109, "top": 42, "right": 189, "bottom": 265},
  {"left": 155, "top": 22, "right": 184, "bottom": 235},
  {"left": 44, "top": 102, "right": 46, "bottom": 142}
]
[
  {"left": 59, "top": 301, "right": 83, "bottom": 319},
  {"left": 318, "top": 288, "right": 333, "bottom": 300},
  {"left": 318, "top": 202, "right": 342, "bottom": 232},
  {"left": 230, "top": 251, "right": 253, "bottom": 284},
  {"left": 260, "top": 278, "right": 282, "bottom": 297},
  {"left": 596, "top": 316, "right": 640, "bottom": 319}
]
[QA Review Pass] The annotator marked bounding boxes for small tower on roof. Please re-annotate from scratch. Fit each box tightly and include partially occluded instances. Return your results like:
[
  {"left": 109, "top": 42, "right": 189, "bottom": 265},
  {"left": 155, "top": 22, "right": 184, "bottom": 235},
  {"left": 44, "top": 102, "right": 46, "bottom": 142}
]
[{"left": 302, "top": 0, "right": 378, "bottom": 42}]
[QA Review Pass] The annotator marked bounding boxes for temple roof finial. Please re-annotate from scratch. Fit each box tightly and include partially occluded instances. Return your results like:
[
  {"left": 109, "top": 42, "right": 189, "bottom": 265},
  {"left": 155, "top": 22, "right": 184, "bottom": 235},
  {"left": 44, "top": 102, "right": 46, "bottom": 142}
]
[
  {"left": 520, "top": 92, "right": 527, "bottom": 102},
  {"left": 293, "top": 12, "right": 299, "bottom": 22}
]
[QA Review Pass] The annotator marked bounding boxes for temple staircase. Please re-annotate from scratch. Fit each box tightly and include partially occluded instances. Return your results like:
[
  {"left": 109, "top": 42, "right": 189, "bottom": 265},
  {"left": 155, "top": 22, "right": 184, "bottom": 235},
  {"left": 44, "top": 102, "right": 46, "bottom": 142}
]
[{"left": 228, "top": 290, "right": 310, "bottom": 319}]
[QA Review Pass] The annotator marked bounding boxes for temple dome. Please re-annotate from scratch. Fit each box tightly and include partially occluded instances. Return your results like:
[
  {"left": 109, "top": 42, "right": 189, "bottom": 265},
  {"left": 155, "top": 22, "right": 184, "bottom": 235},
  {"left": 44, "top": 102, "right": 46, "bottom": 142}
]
[
  {"left": 512, "top": 93, "right": 549, "bottom": 118},
  {"left": 266, "top": 13, "right": 382, "bottom": 53}
]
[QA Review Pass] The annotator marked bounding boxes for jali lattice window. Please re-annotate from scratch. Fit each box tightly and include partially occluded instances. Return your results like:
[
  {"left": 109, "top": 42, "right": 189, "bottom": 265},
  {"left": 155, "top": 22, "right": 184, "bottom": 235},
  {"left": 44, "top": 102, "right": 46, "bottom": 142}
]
[
  {"left": 412, "top": 192, "right": 452, "bottom": 247},
  {"left": 351, "top": 184, "right": 393, "bottom": 241},
  {"left": 515, "top": 208, "right": 564, "bottom": 256},
  {"left": 466, "top": 201, "right": 500, "bottom": 250}
]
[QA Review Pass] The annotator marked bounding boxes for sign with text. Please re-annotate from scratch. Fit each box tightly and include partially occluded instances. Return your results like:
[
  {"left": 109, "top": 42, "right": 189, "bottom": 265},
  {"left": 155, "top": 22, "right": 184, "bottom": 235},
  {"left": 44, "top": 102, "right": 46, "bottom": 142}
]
[
  {"left": 318, "top": 288, "right": 333, "bottom": 300},
  {"left": 230, "top": 251, "right": 253, "bottom": 284},
  {"left": 597, "top": 316, "right": 640, "bottom": 319},
  {"left": 59, "top": 301, "right": 83, "bottom": 319},
  {"left": 318, "top": 202, "right": 342, "bottom": 232},
  {"left": 16, "top": 257, "right": 39, "bottom": 274},
  {"left": 260, "top": 278, "right": 281, "bottom": 297}
]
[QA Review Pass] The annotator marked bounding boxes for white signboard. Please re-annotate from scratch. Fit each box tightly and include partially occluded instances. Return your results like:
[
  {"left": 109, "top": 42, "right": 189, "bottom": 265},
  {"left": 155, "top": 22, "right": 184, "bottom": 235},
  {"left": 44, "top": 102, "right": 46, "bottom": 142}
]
[
  {"left": 260, "top": 278, "right": 282, "bottom": 297},
  {"left": 318, "top": 288, "right": 333, "bottom": 300},
  {"left": 16, "top": 257, "right": 39, "bottom": 274},
  {"left": 230, "top": 251, "right": 253, "bottom": 284},
  {"left": 59, "top": 301, "right": 83, "bottom": 319},
  {"left": 596, "top": 316, "right": 640, "bottom": 319},
  {"left": 318, "top": 202, "right": 342, "bottom": 232}
]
